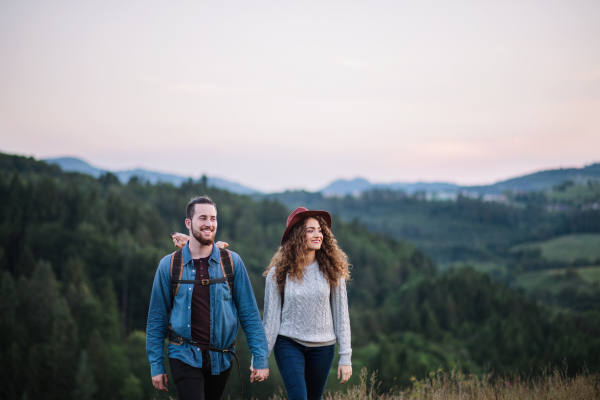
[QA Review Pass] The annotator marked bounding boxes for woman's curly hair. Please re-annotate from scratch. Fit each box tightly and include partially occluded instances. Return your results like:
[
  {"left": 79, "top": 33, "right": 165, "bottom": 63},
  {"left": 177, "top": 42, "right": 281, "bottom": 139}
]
[{"left": 264, "top": 215, "right": 350, "bottom": 292}]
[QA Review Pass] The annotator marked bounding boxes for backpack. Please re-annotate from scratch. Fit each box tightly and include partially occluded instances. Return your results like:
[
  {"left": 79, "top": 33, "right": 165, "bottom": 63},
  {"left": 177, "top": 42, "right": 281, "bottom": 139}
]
[{"left": 169, "top": 248, "right": 235, "bottom": 306}]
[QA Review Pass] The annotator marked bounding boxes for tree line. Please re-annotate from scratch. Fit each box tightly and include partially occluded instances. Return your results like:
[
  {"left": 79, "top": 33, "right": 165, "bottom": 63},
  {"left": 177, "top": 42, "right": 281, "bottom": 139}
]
[{"left": 266, "top": 187, "right": 600, "bottom": 266}]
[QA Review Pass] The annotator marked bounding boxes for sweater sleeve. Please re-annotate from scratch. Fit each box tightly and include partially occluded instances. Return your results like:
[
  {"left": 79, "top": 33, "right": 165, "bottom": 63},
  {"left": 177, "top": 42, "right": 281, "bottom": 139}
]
[
  {"left": 262, "top": 269, "right": 282, "bottom": 358},
  {"left": 331, "top": 278, "right": 352, "bottom": 365}
]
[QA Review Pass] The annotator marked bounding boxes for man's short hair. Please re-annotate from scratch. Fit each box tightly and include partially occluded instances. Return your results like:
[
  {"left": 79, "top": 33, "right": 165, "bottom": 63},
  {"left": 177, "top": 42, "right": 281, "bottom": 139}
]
[{"left": 186, "top": 196, "right": 217, "bottom": 220}]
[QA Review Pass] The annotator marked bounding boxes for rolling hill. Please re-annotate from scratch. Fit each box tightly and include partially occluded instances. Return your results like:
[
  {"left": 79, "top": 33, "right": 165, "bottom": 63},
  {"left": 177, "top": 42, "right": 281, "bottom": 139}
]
[
  {"left": 43, "top": 157, "right": 261, "bottom": 194},
  {"left": 320, "top": 162, "right": 600, "bottom": 197}
]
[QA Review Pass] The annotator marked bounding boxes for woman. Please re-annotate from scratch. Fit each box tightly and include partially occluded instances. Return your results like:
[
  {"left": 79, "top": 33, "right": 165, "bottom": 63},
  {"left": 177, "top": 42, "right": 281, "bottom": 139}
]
[{"left": 259, "top": 207, "right": 352, "bottom": 400}]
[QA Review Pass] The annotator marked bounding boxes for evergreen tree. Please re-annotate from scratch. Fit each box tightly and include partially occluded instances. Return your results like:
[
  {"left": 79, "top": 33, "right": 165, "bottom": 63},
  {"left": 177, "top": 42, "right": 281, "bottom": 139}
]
[
  {"left": 49, "top": 298, "right": 79, "bottom": 400},
  {"left": 73, "top": 350, "right": 97, "bottom": 400},
  {"left": 16, "top": 247, "right": 35, "bottom": 278}
]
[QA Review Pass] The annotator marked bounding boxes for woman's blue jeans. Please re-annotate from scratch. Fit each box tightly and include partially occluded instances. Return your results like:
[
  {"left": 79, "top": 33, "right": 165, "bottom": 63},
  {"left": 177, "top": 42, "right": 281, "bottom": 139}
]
[{"left": 274, "top": 335, "right": 335, "bottom": 400}]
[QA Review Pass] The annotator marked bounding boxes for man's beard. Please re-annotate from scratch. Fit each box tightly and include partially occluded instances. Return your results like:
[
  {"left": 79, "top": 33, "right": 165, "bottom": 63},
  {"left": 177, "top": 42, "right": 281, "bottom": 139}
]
[{"left": 191, "top": 223, "right": 216, "bottom": 246}]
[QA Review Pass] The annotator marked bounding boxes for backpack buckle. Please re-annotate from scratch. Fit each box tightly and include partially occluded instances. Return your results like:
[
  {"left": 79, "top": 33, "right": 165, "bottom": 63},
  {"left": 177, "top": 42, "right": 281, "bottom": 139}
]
[{"left": 202, "top": 279, "right": 209, "bottom": 285}]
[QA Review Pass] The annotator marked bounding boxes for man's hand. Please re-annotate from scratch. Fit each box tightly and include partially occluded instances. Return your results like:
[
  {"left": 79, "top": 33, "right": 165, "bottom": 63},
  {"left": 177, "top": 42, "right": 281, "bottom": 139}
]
[
  {"left": 151, "top": 373, "right": 169, "bottom": 392},
  {"left": 249, "top": 366, "right": 269, "bottom": 383},
  {"left": 170, "top": 232, "right": 228, "bottom": 249},
  {"left": 338, "top": 365, "right": 352, "bottom": 384}
]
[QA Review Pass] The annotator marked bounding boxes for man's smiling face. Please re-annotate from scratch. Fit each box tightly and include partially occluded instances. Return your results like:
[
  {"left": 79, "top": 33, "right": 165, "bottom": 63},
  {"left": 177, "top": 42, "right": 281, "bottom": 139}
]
[{"left": 187, "top": 203, "right": 217, "bottom": 246}]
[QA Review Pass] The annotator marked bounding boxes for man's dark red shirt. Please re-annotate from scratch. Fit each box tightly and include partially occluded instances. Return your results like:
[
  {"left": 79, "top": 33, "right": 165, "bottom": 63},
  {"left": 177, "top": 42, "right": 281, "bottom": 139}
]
[{"left": 191, "top": 257, "right": 211, "bottom": 346}]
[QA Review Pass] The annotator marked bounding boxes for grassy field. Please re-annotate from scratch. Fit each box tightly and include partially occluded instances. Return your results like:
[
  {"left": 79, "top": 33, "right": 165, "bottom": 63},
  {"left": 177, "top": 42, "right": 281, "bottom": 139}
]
[
  {"left": 545, "top": 181, "right": 600, "bottom": 204},
  {"left": 512, "top": 233, "right": 600, "bottom": 263},
  {"left": 261, "top": 367, "right": 600, "bottom": 400},
  {"left": 516, "top": 265, "right": 600, "bottom": 294},
  {"left": 577, "top": 265, "right": 600, "bottom": 282}
]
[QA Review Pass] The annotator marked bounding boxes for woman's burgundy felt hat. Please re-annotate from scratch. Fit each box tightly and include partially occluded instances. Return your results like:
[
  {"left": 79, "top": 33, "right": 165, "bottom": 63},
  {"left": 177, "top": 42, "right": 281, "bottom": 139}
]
[{"left": 281, "top": 207, "right": 332, "bottom": 245}]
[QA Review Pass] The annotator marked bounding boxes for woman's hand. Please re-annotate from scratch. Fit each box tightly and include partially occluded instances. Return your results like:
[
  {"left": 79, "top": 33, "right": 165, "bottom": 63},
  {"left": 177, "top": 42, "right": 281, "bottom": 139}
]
[
  {"left": 170, "top": 232, "right": 228, "bottom": 249},
  {"left": 338, "top": 365, "right": 352, "bottom": 384},
  {"left": 249, "top": 365, "right": 269, "bottom": 382},
  {"left": 171, "top": 232, "right": 189, "bottom": 249}
]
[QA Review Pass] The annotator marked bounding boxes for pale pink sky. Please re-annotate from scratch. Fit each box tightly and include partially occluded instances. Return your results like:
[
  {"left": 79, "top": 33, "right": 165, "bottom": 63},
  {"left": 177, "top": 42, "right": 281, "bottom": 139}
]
[{"left": 1, "top": 0, "right": 599, "bottom": 192}]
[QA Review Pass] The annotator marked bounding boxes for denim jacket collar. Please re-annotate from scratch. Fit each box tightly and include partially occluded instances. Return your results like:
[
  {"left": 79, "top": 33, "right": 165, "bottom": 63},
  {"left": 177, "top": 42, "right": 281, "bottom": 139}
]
[{"left": 182, "top": 242, "right": 220, "bottom": 266}]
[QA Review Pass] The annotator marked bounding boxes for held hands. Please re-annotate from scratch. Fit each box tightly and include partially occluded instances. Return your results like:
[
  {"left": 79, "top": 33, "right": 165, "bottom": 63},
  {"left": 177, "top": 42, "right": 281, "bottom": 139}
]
[
  {"left": 170, "top": 232, "right": 228, "bottom": 250},
  {"left": 151, "top": 373, "right": 169, "bottom": 392},
  {"left": 338, "top": 365, "right": 352, "bottom": 384},
  {"left": 249, "top": 365, "right": 270, "bottom": 383}
]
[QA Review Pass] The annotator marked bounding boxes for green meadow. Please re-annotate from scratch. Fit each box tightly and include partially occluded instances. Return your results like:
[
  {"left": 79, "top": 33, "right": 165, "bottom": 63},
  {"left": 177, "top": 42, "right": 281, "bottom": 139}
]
[
  {"left": 545, "top": 180, "right": 600, "bottom": 204},
  {"left": 512, "top": 233, "right": 600, "bottom": 263},
  {"left": 516, "top": 266, "right": 600, "bottom": 294}
]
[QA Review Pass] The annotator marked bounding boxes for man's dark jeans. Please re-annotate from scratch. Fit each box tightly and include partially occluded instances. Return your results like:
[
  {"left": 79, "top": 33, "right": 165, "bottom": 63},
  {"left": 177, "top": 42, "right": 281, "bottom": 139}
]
[
  {"left": 274, "top": 335, "right": 335, "bottom": 400},
  {"left": 169, "top": 354, "right": 232, "bottom": 400}
]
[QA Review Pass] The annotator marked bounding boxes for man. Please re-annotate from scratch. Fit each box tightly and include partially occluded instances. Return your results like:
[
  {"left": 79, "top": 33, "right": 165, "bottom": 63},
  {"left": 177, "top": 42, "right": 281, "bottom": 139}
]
[{"left": 146, "top": 196, "right": 269, "bottom": 400}]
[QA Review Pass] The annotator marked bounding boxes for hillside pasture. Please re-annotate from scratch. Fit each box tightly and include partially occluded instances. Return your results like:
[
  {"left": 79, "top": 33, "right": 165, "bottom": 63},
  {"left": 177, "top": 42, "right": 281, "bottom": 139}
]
[
  {"left": 511, "top": 233, "right": 600, "bottom": 263},
  {"left": 545, "top": 181, "right": 600, "bottom": 204},
  {"left": 577, "top": 265, "right": 600, "bottom": 282},
  {"left": 516, "top": 265, "right": 600, "bottom": 295}
]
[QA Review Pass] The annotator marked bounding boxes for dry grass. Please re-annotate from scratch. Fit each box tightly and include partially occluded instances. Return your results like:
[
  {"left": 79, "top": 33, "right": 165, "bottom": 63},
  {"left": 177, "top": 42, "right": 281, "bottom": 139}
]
[{"left": 268, "top": 364, "right": 600, "bottom": 400}]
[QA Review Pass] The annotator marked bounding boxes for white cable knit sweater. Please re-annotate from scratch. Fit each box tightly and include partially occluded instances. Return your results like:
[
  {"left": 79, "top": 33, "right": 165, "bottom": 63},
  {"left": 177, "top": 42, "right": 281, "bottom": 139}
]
[{"left": 262, "top": 261, "right": 352, "bottom": 365}]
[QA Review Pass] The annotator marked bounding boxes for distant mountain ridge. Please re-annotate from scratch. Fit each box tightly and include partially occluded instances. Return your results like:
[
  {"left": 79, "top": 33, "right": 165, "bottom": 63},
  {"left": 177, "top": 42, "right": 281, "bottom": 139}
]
[
  {"left": 43, "top": 156, "right": 600, "bottom": 197},
  {"left": 320, "top": 163, "right": 600, "bottom": 197},
  {"left": 466, "top": 163, "right": 600, "bottom": 195},
  {"left": 44, "top": 157, "right": 260, "bottom": 195}
]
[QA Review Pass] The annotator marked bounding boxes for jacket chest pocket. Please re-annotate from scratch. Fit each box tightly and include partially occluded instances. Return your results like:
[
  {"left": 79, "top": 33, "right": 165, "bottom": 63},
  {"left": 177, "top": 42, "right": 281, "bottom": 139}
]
[{"left": 220, "top": 284, "right": 232, "bottom": 301}]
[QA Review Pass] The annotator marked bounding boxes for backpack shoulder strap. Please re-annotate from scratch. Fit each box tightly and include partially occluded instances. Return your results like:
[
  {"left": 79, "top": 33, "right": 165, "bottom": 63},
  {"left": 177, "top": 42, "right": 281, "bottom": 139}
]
[
  {"left": 219, "top": 248, "right": 235, "bottom": 295},
  {"left": 170, "top": 249, "right": 183, "bottom": 307}
]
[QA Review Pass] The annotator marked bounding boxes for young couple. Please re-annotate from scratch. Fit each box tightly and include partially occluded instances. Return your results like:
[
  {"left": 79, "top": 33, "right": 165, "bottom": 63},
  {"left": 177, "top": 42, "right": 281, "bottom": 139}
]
[{"left": 146, "top": 196, "right": 352, "bottom": 400}]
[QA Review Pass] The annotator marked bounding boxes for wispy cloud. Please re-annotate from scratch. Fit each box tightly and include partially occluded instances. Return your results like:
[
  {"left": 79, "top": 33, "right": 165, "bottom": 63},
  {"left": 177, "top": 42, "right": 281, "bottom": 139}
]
[
  {"left": 169, "top": 83, "right": 228, "bottom": 95},
  {"left": 571, "top": 69, "right": 600, "bottom": 82},
  {"left": 422, "top": 141, "right": 486, "bottom": 158},
  {"left": 136, "top": 74, "right": 159, "bottom": 82},
  {"left": 168, "top": 83, "right": 261, "bottom": 95},
  {"left": 330, "top": 57, "right": 374, "bottom": 71}
]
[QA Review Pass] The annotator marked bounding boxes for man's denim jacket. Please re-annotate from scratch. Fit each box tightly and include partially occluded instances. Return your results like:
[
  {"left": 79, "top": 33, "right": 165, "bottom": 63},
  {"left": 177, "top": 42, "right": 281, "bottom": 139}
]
[{"left": 146, "top": 243, "right": 269, "bottom": 376}]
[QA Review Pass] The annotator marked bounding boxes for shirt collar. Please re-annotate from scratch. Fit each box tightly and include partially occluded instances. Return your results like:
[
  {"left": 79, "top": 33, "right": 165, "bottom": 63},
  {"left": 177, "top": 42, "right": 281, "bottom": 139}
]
[{"left": 182, "top": 242, "right": 220, "bottom": 265}]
